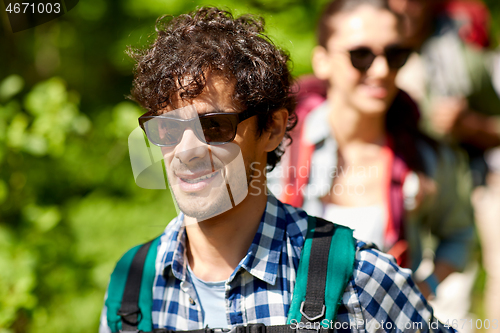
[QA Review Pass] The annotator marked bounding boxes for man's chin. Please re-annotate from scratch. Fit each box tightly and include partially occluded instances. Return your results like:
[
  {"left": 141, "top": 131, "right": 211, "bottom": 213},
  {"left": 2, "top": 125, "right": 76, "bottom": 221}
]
[{"left": 175, "top": 192, "right": 234, "bottom": 222}]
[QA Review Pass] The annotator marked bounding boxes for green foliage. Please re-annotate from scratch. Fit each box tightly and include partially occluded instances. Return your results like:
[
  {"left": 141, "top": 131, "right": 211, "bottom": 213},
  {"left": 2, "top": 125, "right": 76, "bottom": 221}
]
[
  {"left": 0, "top": 74, "right": 173, "bottom": 332},
  {"left": 483, "top": 0, "right": 500, "bottom": 47},
  {"left": 0, "top": 225, "right": 36, "bottom": 332}
]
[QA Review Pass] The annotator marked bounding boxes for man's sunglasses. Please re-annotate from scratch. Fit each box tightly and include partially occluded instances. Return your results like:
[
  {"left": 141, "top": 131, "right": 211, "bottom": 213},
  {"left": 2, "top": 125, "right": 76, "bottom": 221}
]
[
  {"left": 139, "top": 109, "right": 256, "bottom": 147},
  {"left": 345, "top": 46, "right": 412, "bottom": 71}
]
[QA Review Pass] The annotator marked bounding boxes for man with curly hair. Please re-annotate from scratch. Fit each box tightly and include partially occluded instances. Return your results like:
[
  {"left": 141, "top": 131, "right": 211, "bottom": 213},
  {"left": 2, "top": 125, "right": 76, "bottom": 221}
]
[{"left": 100, "top": 7, "right": 455, "bottom": 333}]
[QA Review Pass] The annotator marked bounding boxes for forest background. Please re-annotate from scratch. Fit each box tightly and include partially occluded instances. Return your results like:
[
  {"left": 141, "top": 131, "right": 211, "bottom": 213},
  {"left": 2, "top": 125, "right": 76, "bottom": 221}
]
[{"left": 1, "top": 0, "right": 499, "bottom": 332}]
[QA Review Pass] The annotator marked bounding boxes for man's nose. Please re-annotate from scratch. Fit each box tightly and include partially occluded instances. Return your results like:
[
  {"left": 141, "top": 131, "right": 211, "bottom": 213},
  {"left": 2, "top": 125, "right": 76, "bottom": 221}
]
[
  {"left": 174, "top": 128, "right": 208, "bottom": 164},
  {"left": 368, "top": 55, "right": 391, "bottom": 78}
]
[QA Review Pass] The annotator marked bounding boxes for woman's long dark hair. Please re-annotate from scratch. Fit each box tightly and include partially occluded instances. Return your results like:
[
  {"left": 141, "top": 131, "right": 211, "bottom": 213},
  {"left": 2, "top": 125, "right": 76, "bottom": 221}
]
[
  {"left": 317, "top": 0, "right": 395, "bottom": 47},
  {"left": 386, "top": 90, "right": 438, "bottom": 174}
]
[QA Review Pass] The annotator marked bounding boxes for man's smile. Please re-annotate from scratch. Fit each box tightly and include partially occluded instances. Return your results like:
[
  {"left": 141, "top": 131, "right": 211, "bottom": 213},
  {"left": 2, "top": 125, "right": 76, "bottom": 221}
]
[
  {"left": 174, "top": 169, "right": 222, "bottom": 192},
  {"left": 178, "top": 170, "right": 220, "bottom": 183}
]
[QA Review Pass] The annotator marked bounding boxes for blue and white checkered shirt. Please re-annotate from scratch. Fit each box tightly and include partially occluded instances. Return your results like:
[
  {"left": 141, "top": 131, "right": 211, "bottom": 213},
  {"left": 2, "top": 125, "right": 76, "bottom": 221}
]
[{"left": 100, "top": 194, "right": 455, "bottom": 333}]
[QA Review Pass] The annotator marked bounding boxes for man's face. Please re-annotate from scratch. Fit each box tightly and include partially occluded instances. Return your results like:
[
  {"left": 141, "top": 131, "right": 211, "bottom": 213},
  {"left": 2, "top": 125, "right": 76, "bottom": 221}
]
[{"left": 158, "top": 75, "right": 267, "bottom": 221}]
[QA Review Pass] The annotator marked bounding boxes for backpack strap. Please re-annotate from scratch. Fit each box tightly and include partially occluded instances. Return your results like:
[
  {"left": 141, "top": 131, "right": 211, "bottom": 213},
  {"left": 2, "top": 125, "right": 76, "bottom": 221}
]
[
  {"left": 106, "top": 236, "right": 161, "bottom": 332},
  {"left": 106, "top": 216, "right": 355, "bottom": 332},
  {"left": 287, "top": 216, "right": 356, "bottom": 324},
  {"left": 150, "top": 323, "right": 330, "bottom": 333}
]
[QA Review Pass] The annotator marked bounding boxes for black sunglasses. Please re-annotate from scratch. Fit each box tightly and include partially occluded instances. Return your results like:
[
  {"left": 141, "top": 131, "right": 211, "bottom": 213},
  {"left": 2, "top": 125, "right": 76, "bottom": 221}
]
[
  {"left": 346, "top": 46, "right": 412, "bottom": 71},
  {"left": 139, "top": 109, "right": 256, "bottom": 147}
]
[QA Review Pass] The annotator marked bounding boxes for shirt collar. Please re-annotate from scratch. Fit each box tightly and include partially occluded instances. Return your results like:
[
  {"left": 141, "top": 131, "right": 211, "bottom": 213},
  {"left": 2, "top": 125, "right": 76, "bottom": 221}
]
[
  {"left": 236, "top": 194, "right": 286, "bottom": 285},
  {"left": 160, "top": 194, "right": 303, "bottom": 286},
  {"left": 161, "top": 213, "right": 188, "bottom": 282}
]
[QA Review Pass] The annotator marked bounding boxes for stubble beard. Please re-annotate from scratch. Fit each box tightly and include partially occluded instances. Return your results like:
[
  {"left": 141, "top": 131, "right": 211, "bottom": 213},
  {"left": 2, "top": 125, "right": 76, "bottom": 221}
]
[{"left": 170, "top": 155, "right": 257, "bottom": 221}]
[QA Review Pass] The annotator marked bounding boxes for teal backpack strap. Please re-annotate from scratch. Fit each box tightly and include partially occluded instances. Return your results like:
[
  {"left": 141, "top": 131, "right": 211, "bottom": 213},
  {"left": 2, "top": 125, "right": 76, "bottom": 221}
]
[
  {"left": 287, "top": 216, "right": 356, "bottom": 324},
  {"left": 106, "top": 236, "right": 161, "bottom": 332}
]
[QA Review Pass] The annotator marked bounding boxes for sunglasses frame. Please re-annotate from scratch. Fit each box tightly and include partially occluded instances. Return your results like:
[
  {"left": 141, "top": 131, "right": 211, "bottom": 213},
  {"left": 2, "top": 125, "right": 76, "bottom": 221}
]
[
  {"left": 345, "top": 45, "right": 412, "bottom": 72},
  {"left": 139, "top": 109, "right": 256, "bottom": 147}
]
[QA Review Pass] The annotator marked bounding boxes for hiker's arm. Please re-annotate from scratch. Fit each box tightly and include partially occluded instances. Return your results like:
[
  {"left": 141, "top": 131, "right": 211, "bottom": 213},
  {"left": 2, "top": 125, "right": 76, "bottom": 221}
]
[
  {"left": 413, "top": 145, "right": 475, "bottom": 299},
  {"left": 416, "top": 261, "right": 456, "bottom": 299},
  {"left": 428, "top": 146, "right": 475, "bottom": 274},
  {"left": 452, "top": 111, "right": 500, "bottom": 150}
]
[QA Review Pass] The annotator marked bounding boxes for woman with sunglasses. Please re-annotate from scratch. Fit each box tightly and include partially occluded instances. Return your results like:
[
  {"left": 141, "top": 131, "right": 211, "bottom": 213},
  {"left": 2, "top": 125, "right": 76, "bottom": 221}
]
[{"left": 270, "top": 0, "right": 474, "bottom": 300}]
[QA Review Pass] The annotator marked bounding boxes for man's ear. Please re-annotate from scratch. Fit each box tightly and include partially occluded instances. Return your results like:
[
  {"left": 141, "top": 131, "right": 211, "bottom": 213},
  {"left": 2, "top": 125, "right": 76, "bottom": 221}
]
[
  {"left": 264, "top": 108, "right": 289, "bottom": 152},
  {"left": 312, "top": 46, "right": 333, "bottom": 81}
]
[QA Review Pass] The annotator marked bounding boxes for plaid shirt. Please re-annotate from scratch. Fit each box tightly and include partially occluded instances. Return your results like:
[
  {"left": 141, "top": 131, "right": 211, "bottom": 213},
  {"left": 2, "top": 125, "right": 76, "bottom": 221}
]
[{"left": 100, "top": 194, "right": 455, "bottom": 333}]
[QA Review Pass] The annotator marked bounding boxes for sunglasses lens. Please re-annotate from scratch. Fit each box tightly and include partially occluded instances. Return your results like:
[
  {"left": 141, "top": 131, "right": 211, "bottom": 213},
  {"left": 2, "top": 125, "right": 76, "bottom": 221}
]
[
  {"left": 349, "top": 48, "right": 376, "bottom": 71},
  {"left": 144, "top": 118, "right": 184, "bottom": 146},
  {"left": 386, "top": 48, "right": 412, "bottom": 69},
  {"left": 141, "top": 113, "right": 241, "bottom": 146},
  {"left": 199, "top": 115, "right": 237, "bottom": 144}
]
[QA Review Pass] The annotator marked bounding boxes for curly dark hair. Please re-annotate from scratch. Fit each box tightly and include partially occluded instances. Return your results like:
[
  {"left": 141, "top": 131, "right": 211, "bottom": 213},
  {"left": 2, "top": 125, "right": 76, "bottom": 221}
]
[{"left": 127, "top": 7, "right": 297, "bottom": 171}]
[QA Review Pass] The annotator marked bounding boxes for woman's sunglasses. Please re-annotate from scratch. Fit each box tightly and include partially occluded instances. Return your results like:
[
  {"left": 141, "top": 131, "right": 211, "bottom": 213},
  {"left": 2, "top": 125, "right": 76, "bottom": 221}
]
[
  {"left": 139, "top": 109, "right": 256, "bottom": 147},
  {"left": 346, "top": 46, "right": 412, "bottom": 71}
]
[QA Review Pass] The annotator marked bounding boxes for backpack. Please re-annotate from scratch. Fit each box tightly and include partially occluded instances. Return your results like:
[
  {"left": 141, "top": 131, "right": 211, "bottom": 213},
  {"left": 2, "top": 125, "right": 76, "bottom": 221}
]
[
  {"left": 440, "top": 0, "right": 491, "bottom": 49},
  {"left": 105, "top": 215, "right": 356, "bottom": 332}
]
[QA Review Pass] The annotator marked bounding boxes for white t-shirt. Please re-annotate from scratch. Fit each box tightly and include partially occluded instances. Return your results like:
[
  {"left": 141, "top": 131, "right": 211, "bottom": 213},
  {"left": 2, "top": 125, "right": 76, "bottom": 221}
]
[
  {"left": 188, "top": 265, "right": 228, "bottom": 328},
  {"left": 322, "top": 204, "right": 387, "bottom": 250}
]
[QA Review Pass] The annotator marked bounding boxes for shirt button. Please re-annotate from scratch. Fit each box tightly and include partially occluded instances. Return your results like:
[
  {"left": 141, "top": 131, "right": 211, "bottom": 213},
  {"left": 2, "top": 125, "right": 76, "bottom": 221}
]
[{"left": 189, "top": 297, "right": 195, "bottom": 305}]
